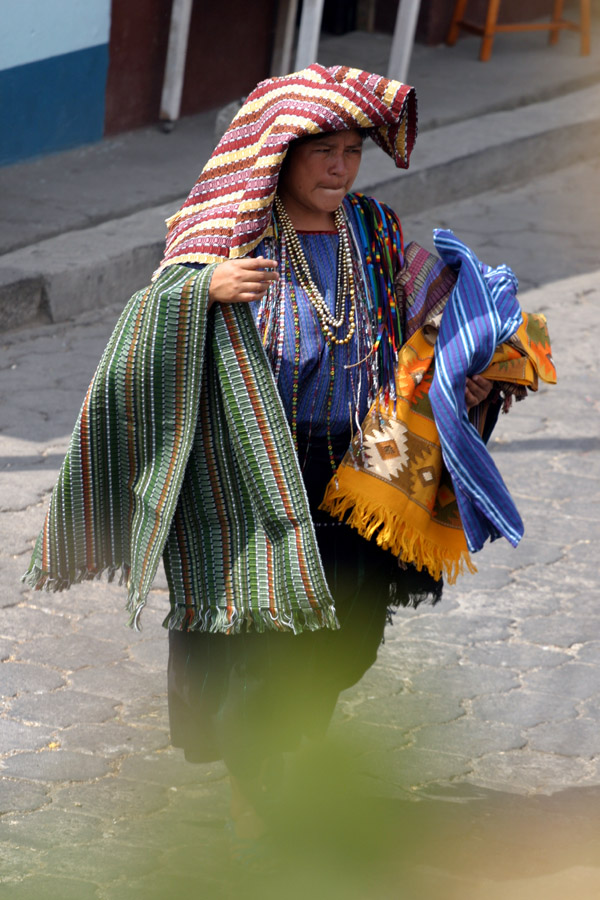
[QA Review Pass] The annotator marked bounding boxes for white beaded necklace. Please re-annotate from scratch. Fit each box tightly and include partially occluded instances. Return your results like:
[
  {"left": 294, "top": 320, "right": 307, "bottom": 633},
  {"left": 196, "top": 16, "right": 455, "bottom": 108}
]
[{"left": 273, "top": 195, "right": 357, "bottom": 346}]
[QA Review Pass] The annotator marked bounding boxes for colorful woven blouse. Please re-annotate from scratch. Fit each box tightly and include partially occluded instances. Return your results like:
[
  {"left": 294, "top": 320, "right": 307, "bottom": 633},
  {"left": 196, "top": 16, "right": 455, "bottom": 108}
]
[{"left": 252, "top": 194, "right": 402, "bottom": 439}]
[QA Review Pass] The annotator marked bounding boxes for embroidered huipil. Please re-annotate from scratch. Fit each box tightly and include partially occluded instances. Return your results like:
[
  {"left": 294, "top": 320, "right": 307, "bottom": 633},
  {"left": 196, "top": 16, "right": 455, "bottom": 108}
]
[
  {"left": 252, "top": 195, "right": 404, "bottom": 445},
  {"left": 253, "top": 234, "right": 371, "bottom": 439}
]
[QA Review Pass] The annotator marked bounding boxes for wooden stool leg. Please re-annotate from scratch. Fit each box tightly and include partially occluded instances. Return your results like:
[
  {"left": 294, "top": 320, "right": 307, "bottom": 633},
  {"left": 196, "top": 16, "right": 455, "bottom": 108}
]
[
  {"left": 480, "top": 0, "right": 502, "bottom": 62},
  {"left": 549, "top": 0, "right": 564, "bottom": 46},
  {"left": 580, "top": 0, "right": 591, "bottom": 55},
  {"left": 447, "top": 0, "right": 469, "bottom": 46}
]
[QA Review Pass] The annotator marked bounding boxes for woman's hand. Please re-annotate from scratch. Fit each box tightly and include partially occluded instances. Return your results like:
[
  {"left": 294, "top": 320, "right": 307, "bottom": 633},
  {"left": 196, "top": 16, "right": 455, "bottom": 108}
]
[
  {"left": 465, "top": 374, "right": 493, "bottom": 410},
  {"left": 208, "top": 257, "right": 279, "bottom": 307}
]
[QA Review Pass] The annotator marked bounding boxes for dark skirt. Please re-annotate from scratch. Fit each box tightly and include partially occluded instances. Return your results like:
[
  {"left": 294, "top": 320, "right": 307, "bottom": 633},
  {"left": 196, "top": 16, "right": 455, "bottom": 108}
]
[{"left": 167, "top": 433, "right": 441, "bottom": 778}]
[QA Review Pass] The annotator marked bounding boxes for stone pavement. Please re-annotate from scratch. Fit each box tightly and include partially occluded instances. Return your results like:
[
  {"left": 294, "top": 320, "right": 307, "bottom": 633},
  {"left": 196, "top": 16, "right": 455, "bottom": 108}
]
[{"left": 1, "top": 152, "right": 599, "bottom": 898}]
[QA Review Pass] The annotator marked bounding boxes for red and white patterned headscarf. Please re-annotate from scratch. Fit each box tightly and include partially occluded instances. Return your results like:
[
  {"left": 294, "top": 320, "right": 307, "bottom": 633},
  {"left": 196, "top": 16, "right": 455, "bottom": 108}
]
[{"left": 154, "top": 64, "right": 417, "bottom": 277}]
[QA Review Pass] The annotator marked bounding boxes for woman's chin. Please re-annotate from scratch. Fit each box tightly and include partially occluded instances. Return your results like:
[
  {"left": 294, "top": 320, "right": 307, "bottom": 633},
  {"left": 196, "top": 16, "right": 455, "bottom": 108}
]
[{"left": 316, "top": 191, "right": 347, "bottom": 211}]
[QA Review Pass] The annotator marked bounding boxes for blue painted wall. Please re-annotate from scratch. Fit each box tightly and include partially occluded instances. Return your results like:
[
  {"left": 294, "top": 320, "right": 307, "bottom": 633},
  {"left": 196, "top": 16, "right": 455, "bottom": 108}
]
[{"left": 0, "top": 1, "right": 111, "bottom": 165}]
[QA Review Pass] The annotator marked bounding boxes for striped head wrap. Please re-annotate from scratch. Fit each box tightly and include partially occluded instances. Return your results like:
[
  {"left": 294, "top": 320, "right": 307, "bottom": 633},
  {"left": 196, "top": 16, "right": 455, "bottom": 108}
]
[{"left": 154, "top": 64, "right": 417, "bottom": 276}]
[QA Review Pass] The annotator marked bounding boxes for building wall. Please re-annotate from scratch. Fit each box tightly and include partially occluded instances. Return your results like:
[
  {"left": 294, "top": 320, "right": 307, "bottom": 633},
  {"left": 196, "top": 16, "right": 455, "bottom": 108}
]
[
  {"left": 0, "top": 0, "right": 111, "bottom": 165},
  {"left": 179, "top": 0, "right": 278, "bottom": 115},
  {"left": 0, "top": 0, "right": 278, "bottom": 164},
  {"left": 103, "top": 0, "right": 172, "bottom": 135},
  {"left": 104, "top": 0, "right": 278, "bottom": 135}
]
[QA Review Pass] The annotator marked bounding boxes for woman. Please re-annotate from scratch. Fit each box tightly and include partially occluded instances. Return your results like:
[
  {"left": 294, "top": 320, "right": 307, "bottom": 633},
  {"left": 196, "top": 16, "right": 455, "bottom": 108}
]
[
  {"left": 167, "top": 124, "right": 468, "bottom": 841},
  {"left": 164, "top": 95, "right": 453, "bottom": 841},
  {"left": 24, "top": 65, "right": 552, "bottom": 849}
]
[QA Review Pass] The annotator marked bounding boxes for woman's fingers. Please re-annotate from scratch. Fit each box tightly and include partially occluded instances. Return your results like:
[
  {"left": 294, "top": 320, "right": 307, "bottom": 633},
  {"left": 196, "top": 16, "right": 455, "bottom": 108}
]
[
  {"left": 208, "top": 257, "right": 279, "bottom": 305},
  {"left": 244, "top": 256, "right": 279, "bottom": 273},
  {"left": 465, "top": 374, "right": 493, "bottom": 410},
  {"left": 235, "top": 257, "right": 279, "bottom": 284}
]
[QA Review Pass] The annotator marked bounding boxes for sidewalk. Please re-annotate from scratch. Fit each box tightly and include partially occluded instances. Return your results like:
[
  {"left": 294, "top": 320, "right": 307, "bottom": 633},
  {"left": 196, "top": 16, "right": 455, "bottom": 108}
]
[
  {"left": 2, "top": 21, "right": 600, "bottom": 900},
  {"left": 1, "top": 18, "right": 600, "bottom": 330}
]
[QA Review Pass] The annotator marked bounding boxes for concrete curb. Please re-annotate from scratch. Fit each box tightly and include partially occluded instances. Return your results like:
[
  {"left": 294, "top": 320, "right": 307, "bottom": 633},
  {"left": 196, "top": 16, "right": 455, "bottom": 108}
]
[
  {"left": 0, "top": 204, "right": 175, "bottom": 330},
  {"left": 1, "top": 84, "right": 599, "bottom": 331}
]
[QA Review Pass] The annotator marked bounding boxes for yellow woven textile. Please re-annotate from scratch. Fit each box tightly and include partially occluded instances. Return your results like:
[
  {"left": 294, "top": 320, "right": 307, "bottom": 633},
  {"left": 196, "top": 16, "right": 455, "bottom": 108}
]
[
  {"left": 320, "top": 312, "right": 556, "bottom": 582},
  {"left": 486, "top": 312, "right": 557, "bottom": 390}
]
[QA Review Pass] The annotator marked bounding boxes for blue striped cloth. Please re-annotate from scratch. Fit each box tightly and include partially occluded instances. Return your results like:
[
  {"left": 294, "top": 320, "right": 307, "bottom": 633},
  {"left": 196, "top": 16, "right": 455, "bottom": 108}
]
[{"left": 430, "top": 230, "right": 523, "bottom": 552}]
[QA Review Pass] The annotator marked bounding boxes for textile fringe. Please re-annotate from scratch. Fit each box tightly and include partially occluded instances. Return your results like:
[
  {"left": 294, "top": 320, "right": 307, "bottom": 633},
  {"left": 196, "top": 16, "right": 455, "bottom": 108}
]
[
  {"left": 162, "top": 602, "right": 340, "bottom": 636},
  {"left": 22, "top": 562, "right": 130, "bottom": 595},
  {"left": 126, "top": 589, "right": 147, "bottom": 631},
  {"left": 320, "top": 481, "right": 476, "bottom": 584},
  {"left": 22, "top": 563, "right": 150, "bottom": 629},
  {"left": 22, "top": 562, "right": 339, "bottom": 636}
]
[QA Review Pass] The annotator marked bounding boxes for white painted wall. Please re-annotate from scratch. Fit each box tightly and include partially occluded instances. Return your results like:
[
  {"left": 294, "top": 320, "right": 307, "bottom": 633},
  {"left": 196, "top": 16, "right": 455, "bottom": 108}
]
[{"left": 0, "top": 0, "right": 111, "bottom": 72}]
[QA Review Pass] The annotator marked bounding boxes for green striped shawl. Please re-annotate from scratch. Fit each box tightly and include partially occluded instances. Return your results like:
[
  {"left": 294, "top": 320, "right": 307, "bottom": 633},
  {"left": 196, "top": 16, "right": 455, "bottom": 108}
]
[{"left": 23, "top": 265, "right": 337, "bottom": 634}]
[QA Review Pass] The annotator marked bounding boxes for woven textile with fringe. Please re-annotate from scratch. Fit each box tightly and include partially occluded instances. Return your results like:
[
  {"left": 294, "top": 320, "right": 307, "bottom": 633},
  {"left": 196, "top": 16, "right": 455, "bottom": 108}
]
[
  {"left": 23, "top": 64, "right": 420, "bottom": 633},
  {"left": 321, "top": 231, "right": 556, "bottom": 582},
  {"left": 23, "top": 266, "right": 336, "bottom": 634}
]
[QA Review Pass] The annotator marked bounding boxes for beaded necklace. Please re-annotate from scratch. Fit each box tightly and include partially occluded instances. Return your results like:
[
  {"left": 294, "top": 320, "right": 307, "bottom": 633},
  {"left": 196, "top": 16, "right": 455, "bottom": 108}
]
[
  {"left": 256, "top": 196, "right": 384, "bottom": 475},
  {"left": 273, "top": 196, "right": 357, "bottom": 347},
  {"left": 273, "top": 196, "right": 364, "bottom": 472}
]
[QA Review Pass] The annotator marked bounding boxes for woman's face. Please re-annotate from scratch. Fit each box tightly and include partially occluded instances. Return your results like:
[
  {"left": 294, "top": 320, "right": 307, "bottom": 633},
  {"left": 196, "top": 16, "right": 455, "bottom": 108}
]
[{"left": 277, "top": 130, "right": 363, "bottom": 228}]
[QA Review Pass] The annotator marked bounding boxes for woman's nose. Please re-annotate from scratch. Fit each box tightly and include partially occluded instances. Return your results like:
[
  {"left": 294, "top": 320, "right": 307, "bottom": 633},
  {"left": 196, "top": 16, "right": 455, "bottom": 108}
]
[{"left": 329, "top": 152, "right": 347, "bottom": 176}]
